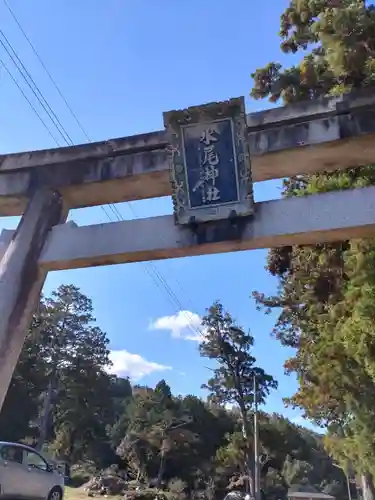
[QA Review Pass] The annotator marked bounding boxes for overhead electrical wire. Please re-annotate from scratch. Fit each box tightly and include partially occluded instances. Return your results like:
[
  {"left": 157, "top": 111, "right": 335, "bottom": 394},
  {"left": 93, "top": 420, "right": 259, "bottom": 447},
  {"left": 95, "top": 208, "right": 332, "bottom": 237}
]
[
  {"left": 0, "top": 28, "right": 73, "bottom": 146},
  {"left": 0, "top": 1, "right": 204, "bottom": 341},
  {"left": 0, "top": 58, "right": 61, "bottom": 146},
  {"left": 0, "top": 26, "right": 114, "bottom": 221},
  {"left": 2, "top": 0, "right": 91, "bottom": 143}
]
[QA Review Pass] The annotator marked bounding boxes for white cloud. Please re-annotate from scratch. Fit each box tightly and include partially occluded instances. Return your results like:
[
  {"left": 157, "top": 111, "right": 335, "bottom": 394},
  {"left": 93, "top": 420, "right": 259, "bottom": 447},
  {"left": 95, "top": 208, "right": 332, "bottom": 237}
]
[
  {"left": 150, "top": 310, "right": 205, "bottom": 341},
  {"left": 108, "top": 349, "right": 171, "bottom": 381}
]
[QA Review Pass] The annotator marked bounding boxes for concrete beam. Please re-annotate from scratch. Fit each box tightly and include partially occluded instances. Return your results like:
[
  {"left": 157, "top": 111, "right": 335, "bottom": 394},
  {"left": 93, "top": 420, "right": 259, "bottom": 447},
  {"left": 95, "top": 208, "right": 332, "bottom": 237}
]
[
  {"left": 1, "top": 91, "right": 375, "bottom": 216},
  {"left": 22, "top": 186, "right": 375, "bottom": 270}
]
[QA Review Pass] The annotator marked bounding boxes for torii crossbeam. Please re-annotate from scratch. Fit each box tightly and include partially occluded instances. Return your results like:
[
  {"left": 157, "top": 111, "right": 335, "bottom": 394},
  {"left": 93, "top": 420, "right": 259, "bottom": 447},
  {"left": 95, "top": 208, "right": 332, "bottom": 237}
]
[{"left": 1, "top": 90, "right": 375, "bottom": 410}]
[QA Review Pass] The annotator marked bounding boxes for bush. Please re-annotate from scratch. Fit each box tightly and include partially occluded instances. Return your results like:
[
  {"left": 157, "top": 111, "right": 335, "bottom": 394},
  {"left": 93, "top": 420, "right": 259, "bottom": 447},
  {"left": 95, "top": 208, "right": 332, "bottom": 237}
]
[
  {"left": 84, "top": 471, "right": 127, "bottom": 496},
  {"left": 168, "top": 479, "right": 187, "bottom": 494},
  {"left": 167, "top": 479, "right": 187, "bottom": 500},
  {"left": 124, "top": 490, "right": 169, "bottom": 500},
  {"left": 69, "top": 472, "right": 90, "bottom": 488}
]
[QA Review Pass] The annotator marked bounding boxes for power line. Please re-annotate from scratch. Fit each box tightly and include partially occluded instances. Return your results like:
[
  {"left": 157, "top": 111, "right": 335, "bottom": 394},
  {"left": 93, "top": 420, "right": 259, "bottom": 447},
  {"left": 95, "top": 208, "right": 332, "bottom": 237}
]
[
  {"left": 1, "top": 45, "right": 203, "bottom": 338},
  {"left": 1, "top": 8, "right": 203, "bottom": 340},
  {"left": 108, "top": 202, "right": 203, "bottom": 340},
  {"left": 2, "top": 0, "right": 91, "bottom": 142},
  {"left": 126, "top": 204, "right": 203, "bottom": 327},
  {"left": 0, "top": 29, "right": 73, "bottom": 146},
  {"left": 0, "top": 57, "right": 61, "bottom": 146},
  {"left": 3, "top": 0, "right": 200, "bottom": 312},
  {"left": 0, "top": 20, "right": 203, "bottom": 338}
]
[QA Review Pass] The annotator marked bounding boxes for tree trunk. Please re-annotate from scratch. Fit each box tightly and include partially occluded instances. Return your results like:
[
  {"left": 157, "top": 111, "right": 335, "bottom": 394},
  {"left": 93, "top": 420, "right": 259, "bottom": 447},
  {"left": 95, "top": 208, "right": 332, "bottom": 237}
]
[
  {"left": 64, "top": 463, "right": 71, "bottom": 480},
  {"left": 37, "top": 376, "right": 54, "bottom": 451},
  {"left": 38, "top": 301, "right": 71, "bottom": 450},
  {"left": 362, "top": 472, "right": 375, "bottom": 500},
  {"left": 68, "top": 429, "right": 78, "bottom": 465},
  {"left": 156, "top": 450, "right": 166, "bottom": 488},
  {"left": 239, "top": 405, "right": 254, "bottom": 497}
]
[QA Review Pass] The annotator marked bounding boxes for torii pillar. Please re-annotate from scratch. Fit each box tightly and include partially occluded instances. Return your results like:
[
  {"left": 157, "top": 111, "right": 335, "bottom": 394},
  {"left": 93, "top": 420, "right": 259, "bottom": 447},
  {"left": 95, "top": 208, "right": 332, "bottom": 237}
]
[{"left": 0, "top": 188, "right": 66, "bottom": 411}]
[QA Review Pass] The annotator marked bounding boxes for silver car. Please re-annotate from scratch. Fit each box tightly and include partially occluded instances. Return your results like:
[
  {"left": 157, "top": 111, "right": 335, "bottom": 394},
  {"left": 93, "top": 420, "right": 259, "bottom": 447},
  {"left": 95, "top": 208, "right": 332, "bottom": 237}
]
[{"left": 0, "top": 442, "right": 64, "bottom": 500}]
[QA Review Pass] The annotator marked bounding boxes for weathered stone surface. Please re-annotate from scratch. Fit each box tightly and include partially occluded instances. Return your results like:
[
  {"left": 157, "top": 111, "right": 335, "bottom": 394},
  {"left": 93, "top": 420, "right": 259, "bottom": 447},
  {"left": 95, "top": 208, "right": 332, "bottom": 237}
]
[
  {"left": 0, "top": 130, "right": 167, "bottom": 171},
  {"left": 0, "top": 91, "right": 375, "bottom": 216},
  {"left": 0, "top": 186, "right": 365, "bottom": 271},
  {"left": 0, "top": 189, "right": 65, "bottom": 410},
  {"left": 0, "top": 229, "right": 13, "bottom": 261}
]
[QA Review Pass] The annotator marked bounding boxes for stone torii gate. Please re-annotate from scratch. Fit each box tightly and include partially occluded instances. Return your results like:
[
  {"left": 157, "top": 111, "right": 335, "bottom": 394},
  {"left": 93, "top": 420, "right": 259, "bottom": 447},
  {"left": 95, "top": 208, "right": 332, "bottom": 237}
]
[{"left": 1, "top": 91, "right": 375, "bottom": 412}]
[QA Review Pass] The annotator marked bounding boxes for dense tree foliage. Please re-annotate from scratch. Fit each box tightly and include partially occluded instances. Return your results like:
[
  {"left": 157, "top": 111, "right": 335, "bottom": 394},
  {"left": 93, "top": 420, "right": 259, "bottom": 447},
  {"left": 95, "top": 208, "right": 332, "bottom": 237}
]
[
  {"left": 0, "top": 314, "right": 48, "bottom": 443},
  {"left": 0, "top": 288, "right": 350, "bottom": 500},
  {"left": 251, "top": 0, "right": 375, "bottom": 498},
  {"left": 200, "top": 302, "right": 278, "bottom": 496}
]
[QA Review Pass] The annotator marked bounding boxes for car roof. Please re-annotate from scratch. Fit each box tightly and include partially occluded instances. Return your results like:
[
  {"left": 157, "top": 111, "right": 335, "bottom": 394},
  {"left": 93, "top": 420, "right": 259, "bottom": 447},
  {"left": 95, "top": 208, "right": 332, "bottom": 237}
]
[{"left": 0, "top": 442, "right": 41, "bottom": 453}]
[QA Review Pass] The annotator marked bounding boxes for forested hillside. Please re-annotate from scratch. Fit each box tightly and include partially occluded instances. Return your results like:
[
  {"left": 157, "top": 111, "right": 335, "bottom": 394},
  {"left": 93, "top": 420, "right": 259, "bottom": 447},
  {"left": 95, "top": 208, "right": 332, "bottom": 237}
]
[{"left": 0, "top": 285, "right": 349, "bottom": 500}]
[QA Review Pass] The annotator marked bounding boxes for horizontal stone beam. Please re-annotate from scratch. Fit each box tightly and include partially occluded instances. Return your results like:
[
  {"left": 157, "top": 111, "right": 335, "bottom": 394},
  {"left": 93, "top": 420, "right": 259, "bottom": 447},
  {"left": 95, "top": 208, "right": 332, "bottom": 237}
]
[
  {"left": 0, "top": 186, "right": 372, "bottom": 271},
  {"left": 1, "top": 91, "right": 375, "bottom": 216}
]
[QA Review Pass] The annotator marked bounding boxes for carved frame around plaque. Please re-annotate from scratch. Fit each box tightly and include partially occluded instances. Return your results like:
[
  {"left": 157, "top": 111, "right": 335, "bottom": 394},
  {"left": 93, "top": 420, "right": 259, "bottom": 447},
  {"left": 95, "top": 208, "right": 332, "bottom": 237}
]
[{"left": 163, "top": 97, "right": 254, "bottom": 226}]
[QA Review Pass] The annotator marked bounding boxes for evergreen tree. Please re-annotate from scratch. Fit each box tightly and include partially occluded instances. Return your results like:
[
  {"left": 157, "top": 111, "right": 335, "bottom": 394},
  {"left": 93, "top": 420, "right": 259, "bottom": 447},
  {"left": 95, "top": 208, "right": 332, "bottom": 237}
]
[
  {"left": 251, "top": 0, "right": 375, "bottom": 497},
  {"left": 199, "top": 302, "right": 277, "bottom": 496},
  {"left": 0, "top": 315, "right": 48, "bottom": 442},
  {"left": 24, "top": 285, "right": 113, "bottom": 464}
]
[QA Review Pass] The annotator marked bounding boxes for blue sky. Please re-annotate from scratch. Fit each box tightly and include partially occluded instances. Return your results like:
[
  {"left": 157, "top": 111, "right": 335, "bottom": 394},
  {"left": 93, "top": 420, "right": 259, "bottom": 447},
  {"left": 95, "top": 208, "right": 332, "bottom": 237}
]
[{"left": 0, "top": 0, "right": 312, "bottom": 427}]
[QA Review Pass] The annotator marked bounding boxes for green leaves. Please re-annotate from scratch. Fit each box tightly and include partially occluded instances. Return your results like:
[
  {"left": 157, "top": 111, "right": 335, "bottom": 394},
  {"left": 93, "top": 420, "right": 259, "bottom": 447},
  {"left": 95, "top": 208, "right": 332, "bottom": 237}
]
[
  {"left": 198, "top": 301, "right": 278, "bottom": 497},
  {"left": 200, "top": 302, "right": 278, "bottom": 411},
  {"left": 251, "top": 0, "right": 375, "bottom": 488},
  {"left": 0, "top": 286, "right": 351, "bottom": 499},
  {"left": 251, "top": 0, "right": 375, "bottom": 105}
]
